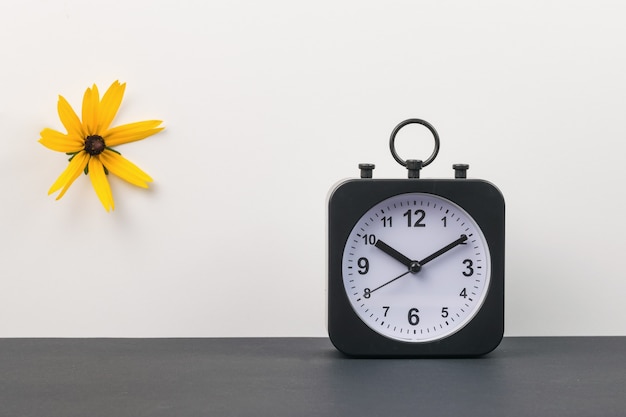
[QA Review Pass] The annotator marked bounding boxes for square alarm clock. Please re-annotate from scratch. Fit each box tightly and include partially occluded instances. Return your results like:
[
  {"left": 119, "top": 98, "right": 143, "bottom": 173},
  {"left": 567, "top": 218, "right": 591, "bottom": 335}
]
[{"left": 327, "top": 119, "right": 505, "bottom": 358}]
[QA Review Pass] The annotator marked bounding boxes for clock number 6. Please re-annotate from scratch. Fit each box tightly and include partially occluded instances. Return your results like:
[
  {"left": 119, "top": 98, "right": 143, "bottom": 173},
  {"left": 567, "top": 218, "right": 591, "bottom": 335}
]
[{"left": 408, "top": 308, "right": 420, "bottom": 326}]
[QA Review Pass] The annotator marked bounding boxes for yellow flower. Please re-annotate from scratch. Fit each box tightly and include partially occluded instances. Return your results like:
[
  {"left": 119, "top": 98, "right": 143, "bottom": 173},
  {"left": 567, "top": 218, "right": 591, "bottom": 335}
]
[{"left": 39, "top": 81, "right": 164, "bottom": 212}]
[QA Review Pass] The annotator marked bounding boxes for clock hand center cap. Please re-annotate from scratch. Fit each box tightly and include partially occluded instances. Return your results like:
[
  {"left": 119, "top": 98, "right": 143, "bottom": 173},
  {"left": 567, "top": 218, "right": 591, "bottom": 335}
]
[{"left": 409, "top": 261, "right": 421, "bottom": 273}]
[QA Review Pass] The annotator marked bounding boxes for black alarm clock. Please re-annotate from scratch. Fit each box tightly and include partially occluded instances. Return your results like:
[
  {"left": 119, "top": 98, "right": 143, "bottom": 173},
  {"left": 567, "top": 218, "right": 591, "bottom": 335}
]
[{"left": 327, "top": 119, "right": 505, "bottom": 357}]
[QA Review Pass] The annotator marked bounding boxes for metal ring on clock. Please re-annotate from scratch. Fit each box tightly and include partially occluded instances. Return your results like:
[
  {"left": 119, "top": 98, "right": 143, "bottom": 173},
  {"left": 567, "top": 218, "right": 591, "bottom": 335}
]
[{"left": 389, "top": 119, "right": 440, "bottom": 167}]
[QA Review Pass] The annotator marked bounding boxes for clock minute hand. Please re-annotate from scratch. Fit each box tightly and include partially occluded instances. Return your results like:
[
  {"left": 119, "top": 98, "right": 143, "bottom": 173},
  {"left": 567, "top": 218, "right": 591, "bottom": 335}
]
[{"left": 419, "top": 234, "right": 468, "bottom": 266}]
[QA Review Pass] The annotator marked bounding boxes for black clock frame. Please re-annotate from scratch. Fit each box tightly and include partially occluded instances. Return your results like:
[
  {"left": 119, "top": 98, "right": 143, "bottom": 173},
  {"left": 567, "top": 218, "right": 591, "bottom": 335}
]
[{"left": 327, "top": 178, "right": 505, "bottom": 358}]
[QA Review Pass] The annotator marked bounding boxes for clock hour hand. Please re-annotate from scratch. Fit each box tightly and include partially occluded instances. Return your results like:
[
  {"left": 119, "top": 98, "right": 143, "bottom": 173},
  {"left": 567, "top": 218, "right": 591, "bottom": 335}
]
[
  {"left": 374, "top": 239, "right": 421, "bottom": 273},
  {"left": 419, "top": 234, "right": 468, "bottom": 266}
]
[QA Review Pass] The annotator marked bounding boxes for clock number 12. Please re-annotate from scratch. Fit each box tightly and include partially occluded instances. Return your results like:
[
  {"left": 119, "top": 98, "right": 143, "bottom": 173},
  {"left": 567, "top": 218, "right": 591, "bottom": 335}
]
[{"left": 403, "top": 209, "right": 426, "bottom": 227}]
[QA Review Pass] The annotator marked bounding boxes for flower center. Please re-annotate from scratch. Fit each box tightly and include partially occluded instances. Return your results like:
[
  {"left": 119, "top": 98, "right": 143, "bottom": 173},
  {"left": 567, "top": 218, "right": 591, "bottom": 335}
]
[{"left": 84, "top": 135, "right": 106, "bottom": 156}]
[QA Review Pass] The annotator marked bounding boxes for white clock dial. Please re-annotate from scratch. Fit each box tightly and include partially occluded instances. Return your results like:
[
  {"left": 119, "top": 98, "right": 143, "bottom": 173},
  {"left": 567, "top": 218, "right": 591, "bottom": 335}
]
[{"left": 341, "top": 192, "right": 491, "bottom": 342}]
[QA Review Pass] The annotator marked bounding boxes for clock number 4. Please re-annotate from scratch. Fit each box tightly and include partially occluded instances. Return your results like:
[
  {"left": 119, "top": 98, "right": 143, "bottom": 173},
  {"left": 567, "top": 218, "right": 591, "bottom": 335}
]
[{"left": 403, "top": 209, "right": 426, "bottom": 227}]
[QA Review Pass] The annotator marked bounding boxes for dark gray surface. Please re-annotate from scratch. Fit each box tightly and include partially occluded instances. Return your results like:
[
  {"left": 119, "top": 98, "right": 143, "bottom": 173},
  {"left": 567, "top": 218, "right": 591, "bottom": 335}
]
[{"left": 0, "top": 337, "right": 624, "bottom": 416}]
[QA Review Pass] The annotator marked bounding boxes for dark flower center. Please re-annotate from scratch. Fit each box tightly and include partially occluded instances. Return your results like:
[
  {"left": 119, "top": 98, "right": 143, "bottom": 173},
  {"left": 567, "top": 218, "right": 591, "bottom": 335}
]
[{"left": 84, "top": 135, "right": 106, "bottom": 156}]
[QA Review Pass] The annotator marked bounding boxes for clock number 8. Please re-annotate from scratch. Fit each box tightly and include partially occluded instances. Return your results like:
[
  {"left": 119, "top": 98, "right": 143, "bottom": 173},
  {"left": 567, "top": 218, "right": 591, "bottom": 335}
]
[{"left": 363, "top": 288, "right": 372, "bottom": 299}]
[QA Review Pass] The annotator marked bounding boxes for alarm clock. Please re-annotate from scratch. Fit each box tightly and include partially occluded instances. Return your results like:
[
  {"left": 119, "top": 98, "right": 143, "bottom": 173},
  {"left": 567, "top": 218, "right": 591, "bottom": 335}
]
[{"left": 327, "top": 119, "right": 505, "bottom": 358}]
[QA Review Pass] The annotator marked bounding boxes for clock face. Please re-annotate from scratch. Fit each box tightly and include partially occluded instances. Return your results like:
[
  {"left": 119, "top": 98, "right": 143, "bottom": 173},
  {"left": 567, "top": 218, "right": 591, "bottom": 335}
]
[{"left": 341, "top": 192, "right": 491, "bottom": 343}]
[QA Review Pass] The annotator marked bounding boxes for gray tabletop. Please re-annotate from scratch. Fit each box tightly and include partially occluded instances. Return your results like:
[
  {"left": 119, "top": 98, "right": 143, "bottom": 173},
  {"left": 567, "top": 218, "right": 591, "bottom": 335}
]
[{"left": 1, "top": 337, "right": 624, "bottom": 416}]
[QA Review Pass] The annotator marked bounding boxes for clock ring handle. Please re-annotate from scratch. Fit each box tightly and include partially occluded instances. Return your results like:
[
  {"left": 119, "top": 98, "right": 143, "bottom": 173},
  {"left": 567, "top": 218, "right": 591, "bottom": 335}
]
[{"left": 389, "top": 119, "right": 440, "bottom": 175}]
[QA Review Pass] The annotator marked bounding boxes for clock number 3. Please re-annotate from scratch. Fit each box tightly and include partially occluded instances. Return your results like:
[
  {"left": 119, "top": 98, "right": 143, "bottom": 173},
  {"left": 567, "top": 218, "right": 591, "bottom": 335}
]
[{"left": 462, "top": 259, "right": 474, "bottom": 277}]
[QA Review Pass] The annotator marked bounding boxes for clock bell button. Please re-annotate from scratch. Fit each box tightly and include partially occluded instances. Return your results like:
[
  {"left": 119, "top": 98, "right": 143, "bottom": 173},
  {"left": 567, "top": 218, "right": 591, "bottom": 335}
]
[
  {"left": 359, "top": 163, "right": 375, "bottom": 178},
  {"left": 406, "top": 159, "right": 422, "bottom": 178},
  {"left": 453, "top": 164, "right": 469, "bottom": 179}
]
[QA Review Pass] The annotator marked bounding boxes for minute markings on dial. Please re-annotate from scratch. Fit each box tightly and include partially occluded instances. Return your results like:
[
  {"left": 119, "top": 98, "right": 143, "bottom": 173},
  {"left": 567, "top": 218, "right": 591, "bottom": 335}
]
[{"left": 341, "top": 193, "right": 491, "bottom": 342}]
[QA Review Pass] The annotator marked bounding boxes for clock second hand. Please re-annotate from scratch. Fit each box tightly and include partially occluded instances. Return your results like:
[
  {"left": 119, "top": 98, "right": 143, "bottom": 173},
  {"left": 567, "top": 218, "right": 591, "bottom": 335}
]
[
  {"left": 367, "top": 270, "right": 412, "bottom": 296},
  {"left": 367, "top": 234, "right": 468, "bottom": 297}
]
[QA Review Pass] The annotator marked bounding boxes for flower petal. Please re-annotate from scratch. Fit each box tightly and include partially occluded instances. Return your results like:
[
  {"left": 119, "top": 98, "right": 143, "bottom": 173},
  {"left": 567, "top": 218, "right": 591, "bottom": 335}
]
[
  {"left": 97, "top": 80, "right": 126, "bottom": 133},
  {"left": 57, "top": 95, "right": 85, "bottom": 138},
  {"left": 82, "top": 84, "right": 100, "bottom": 136},
  {"left": 88, "top": 157, "right": 114, "bottom": 211},
  {"left": 48, "top": 151, "right": 90, "bottom": 200},
  {"left": 103, "top": 120, "right": 164, "bottom": 146},
  {"left": 99, "top": 150, "right": 152, "bottom": 188},
  {"left": 39, "top": 128, "right": 84, "bottom": 153}
]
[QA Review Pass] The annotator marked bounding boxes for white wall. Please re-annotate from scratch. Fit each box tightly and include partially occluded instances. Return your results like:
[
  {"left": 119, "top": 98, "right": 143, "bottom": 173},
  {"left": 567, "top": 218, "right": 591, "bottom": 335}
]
[{"left": 1, "top": 0, "right": 625, "bottom": 337}]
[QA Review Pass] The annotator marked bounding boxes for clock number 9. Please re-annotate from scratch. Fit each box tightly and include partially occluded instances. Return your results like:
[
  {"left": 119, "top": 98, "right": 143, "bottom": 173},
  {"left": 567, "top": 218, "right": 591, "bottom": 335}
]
[
  {"left": 408, "top": 308, "right": 420, "bottom": 326},
  {"left": 357, "top": 257, "right": 369, "bottom": 274}
]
